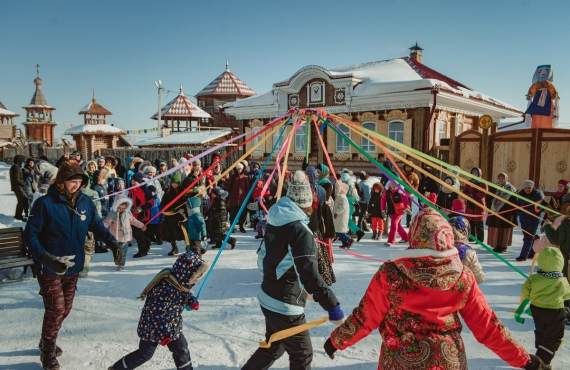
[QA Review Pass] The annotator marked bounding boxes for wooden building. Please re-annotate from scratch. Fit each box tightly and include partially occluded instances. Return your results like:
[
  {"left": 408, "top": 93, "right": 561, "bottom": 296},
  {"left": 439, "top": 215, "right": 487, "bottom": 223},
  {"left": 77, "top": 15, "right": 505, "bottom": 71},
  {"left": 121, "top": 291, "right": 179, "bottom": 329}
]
[
  {"left": 196, "top": 61, "right": 256, "bottom": 132},
  {"left": 0, "top": 101, "right": 20, "bottom": 145},
  {"left": 223, "top": 44, "right": 523, "bottom": 175},
  {"left": 138, "top": 86, "right": 233, "bottom": 148},
  {"left": 22, "top": 71, "right": 57, "bottom": 146},
  {"left": 65, "top": 94, "right": 130, "bottom": 158}
]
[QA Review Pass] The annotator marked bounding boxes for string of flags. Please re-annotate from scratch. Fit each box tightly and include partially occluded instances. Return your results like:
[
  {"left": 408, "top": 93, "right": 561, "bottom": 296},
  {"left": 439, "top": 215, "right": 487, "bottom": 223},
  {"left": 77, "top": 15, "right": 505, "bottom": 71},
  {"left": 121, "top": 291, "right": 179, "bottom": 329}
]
[{"left": 124, "top": 127, "right": 159, "bottom": 135}]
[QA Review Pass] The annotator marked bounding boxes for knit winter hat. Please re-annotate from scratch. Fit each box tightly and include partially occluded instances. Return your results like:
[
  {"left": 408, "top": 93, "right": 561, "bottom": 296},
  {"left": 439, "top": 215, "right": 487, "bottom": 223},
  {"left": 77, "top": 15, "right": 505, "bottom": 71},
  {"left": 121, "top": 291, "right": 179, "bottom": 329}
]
[
  {"left": 423, "top": 192, "right": 437, "bottom": 207},
  {"left": 409, "top": 208, "right": 455, "bottom": 251},
  {"left": 537, "top": 247, "right": 564, "bottom": 273},
  {"left": 448, "top": 216, "right": 471, "bottom": 244},
  {"left": 170, "top": 171, "right": 182, "bottom": 185},
  {"left": 144, "top": 166, "right": 157, "bottom": 174},
  {"left": 558, "top": 179, "right": 569, "bottom": 187},
  {"left": 236, "top": 163, "right": 244, "bottom": 170},
  {"left": 132, "top": 172, "right": 145, "bottom": 184},
  {"left": 287, "top": 171, "right": 313, "bottom": 208},
  {"left": 212, "top": 186, "right": 228, "bottom": 199},
  {"left": 452, "top": 199, "right": 466, "bottom": 211},
  {"left": 522, "top": 180, "right": 534, "bottom": 188}
]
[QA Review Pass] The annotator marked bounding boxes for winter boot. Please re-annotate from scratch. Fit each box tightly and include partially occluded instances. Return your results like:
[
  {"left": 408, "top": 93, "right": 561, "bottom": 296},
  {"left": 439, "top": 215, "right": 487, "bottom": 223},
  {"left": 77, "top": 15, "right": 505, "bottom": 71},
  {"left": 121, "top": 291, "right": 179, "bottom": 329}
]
[
  {"left": 340, "top": 239, "right": 354, "bottom": 250},
  {"left": 40, "top": 339, "right": 60, "bottom": 370},
  {"left": 536, "top": 345, "right": 555, "bottom": 365},
  {"left": 229, "top": 237, "right": 237, "bottom": 250},
  {"left": 356, "top": 230, "right": 365, "bottom": 242},
  {"left": 371, "top": 231, "right": 377, "bottom": 240},
  {"left": 255, "top": 231, "right": 263, "bottom": 239},
  {"left": 168, "top": 244, "right": 179, "bottom": 256},
  {"left": 157, "top": 240, "right": 163, "bottom": 245},
  {"left": 39, "top": 339, "right": 62, "bottom": 357}
]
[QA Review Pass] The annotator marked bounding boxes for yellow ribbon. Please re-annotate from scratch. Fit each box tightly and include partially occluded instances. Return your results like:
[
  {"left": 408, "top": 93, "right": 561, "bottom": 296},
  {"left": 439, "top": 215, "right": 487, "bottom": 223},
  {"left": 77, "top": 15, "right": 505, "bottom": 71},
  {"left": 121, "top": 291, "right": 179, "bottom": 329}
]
[
  {"left": 259, "top": 316, "right": 328, "bottom": 348},
  {"left": 276, "top": 120, "right": 298, "bottom": 200}
]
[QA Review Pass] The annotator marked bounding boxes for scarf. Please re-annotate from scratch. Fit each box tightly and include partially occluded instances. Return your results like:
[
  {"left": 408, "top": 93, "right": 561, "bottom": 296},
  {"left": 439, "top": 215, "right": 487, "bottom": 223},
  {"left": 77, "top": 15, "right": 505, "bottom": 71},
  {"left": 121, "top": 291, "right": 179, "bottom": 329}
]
[
  {"left": 138, "top": 268, "right": 189, "bottom": 300},
  {"left": 492, "top": 181, "right": 517, "bottom": 213},
  {"left": 56, "top": 183, "right": 80, "bottom": 208},
  {"left": 108, "top": 210, "right": 131, "bottom": 240},
  {"left": 553, "top": 180, "right": 569, "bottom": 199},
  {"left": 537, "top": 269, "right": 563, "bottom": 279}
]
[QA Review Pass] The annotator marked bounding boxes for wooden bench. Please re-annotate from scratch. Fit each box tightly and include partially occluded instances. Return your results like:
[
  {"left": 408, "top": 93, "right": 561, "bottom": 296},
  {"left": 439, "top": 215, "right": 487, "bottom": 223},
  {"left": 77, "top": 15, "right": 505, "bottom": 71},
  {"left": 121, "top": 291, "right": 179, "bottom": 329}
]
[{"left": 0, "top": 227, "right": 35, "bottom": 278}]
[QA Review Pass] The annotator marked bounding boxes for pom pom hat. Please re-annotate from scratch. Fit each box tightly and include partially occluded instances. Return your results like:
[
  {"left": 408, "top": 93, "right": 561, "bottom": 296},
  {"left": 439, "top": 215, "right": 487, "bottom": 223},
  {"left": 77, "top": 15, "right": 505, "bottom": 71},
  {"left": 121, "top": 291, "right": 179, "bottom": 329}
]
[{"left": 287, "top": 171, "right": 313, "bottom": 208}]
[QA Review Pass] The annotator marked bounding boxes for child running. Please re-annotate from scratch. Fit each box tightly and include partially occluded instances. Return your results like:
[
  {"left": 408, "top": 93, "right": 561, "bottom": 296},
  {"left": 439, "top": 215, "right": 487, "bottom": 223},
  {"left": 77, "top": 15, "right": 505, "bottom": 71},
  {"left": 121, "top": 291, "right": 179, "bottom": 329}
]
[
  {"left": 103, "top": 198, "right": 146, "bottom": 271},
  {"left": 108, "top": 252, "right": 210, "bottom": 370},
  {"left": 522, "top": 247, "right": 570, "bottom": 368},
  {"left": 367, "top": 182, "right": 384, "bottom": 240}
]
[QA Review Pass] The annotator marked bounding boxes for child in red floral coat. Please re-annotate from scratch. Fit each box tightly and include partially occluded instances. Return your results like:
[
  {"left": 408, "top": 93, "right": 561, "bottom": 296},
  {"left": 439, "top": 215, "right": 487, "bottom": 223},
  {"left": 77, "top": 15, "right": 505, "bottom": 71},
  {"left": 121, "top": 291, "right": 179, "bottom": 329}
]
[{"left": 324, "top": 208, "right": 545, "bottom": 370}]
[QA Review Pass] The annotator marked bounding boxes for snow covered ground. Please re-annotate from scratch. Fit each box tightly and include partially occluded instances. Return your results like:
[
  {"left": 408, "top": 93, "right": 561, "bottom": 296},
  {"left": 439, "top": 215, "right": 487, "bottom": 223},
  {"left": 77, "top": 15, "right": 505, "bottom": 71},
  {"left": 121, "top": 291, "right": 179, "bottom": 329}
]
[{"left": 0, "top": 161, "right": 568, "bottom": 370}]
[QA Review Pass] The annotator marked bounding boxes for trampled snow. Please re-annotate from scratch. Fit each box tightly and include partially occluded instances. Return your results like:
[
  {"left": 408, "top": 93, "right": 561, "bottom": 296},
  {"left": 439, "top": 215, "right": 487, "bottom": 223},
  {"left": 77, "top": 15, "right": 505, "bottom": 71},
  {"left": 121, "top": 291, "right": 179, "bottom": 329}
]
[{"left": 0, "top": 162, "right": 567, "bottom": 369}]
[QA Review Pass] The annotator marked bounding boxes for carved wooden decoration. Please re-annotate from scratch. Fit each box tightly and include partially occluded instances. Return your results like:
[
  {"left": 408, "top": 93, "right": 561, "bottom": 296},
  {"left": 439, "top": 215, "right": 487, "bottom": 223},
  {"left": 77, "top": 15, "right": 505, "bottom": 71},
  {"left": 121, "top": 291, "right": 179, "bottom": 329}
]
[
  {"left": 292, "top": 154, "right": 305, "bottom": 161},
  {"left": 250, "top": 119, "right": 264, "bottom": 128},
  {"left": 506, "top": 159, "right": 516, "bottom": 173},
  {"left": 526, "top": 141, "right": 532, "bottom": 151},
  {"left": 334, "top": 153, "right": 351, "bottom": 161},
  {"left": 493, "top": 142, "right": 499, "bottom": 153},
  {"left": 556, "top": 160, "right": 567, "bottom": 173},
  {"left": 383, "top": 109, "right": 408, "bottom": 121},
  {"left": 539, "top": 180, "right": 545, "bottom": 191},
  {"left": 250, "top": 154, "right": 264, "bottom": 160},
  {"left": 288, "top": 94, "right": 300, "bottom": 108},
  {"left": 336, "top": 113, "right": 352, "bottom": 120},
  {"left": 541, "top": 141, "right": 548, "bottom": 153},
  {"left": 436, "top": 111, "right": 451, "bottom": 123},
  {"left": 475, "top": 142, "right": 480, "bottom": 150},
  {"left": 465, "top": 158, "right": 474, "bottom": 170},
  {"left": 334, "top": 87, "right": 346, "bottom": 105},
  {"left": 460, "top": 142, "right": 466, "bottom": 152},
  {"left": 360, "top": 112, "right": 379, "bottom": 122}
]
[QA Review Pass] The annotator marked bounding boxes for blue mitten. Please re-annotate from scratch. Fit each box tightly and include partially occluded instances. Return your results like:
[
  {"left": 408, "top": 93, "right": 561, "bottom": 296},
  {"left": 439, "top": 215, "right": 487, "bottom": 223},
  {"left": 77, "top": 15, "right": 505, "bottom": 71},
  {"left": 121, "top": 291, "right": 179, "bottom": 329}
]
[{"left": 328, "top": 305, "right": 345, "bottom": 327}]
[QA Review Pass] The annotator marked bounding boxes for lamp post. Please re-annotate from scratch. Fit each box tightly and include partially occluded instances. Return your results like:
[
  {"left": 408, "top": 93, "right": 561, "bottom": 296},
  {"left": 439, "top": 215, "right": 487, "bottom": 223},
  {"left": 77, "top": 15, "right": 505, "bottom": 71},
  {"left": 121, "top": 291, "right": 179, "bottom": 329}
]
[{"left": 154, "top": 80, "right": 163, "bottom": 135}]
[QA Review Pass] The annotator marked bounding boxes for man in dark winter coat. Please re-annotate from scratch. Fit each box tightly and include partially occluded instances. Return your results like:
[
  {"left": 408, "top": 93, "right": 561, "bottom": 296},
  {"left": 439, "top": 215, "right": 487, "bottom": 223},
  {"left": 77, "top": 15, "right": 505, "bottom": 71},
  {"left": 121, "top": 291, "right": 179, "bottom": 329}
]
[
  {"left": 241, "top": 171, "right": 344, "bottom": 370},
  {"left": 10, "top": 155, "right": 28, "bottom": 221},
  {"left": 205, "top": 187, "right": 236, "bottom": 249},
  {"left": 227, "top": 163, "right": 250, "bottom": 233},
  {"left": 23, "top": 161, "right": 121, "bottom": 370},
  {"left": 516, "top": 179, "right": 545, "bottom": 261}
]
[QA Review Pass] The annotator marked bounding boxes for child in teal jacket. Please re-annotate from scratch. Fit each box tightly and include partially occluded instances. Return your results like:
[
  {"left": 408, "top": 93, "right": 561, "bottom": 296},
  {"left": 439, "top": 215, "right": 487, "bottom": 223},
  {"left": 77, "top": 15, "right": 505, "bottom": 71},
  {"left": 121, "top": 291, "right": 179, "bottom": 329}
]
[
  {"left": 185, "top": 196, "right": 207, "bottom": 257},
  {"left": 522, "top": 247, "right": 570, "bottom": 367}
]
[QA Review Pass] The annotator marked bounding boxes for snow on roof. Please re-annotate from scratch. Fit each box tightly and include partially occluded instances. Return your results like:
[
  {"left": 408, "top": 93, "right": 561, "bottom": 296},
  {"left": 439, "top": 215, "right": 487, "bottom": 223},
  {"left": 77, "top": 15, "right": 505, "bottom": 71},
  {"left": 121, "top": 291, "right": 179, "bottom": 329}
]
[
  {"left": 79, "top": 98, "right": 113, "bottom": 115},
  {"left": 225, "top": 57, "right": 518, "bottom": 112},
  {"left": 151, "top": 87, "right": 211, "bottom": 119},
  {"left": 135, "top": 130, "right": 232, "bottom": 147},
  {"left": 65, "top": 124, "right": 125, "bottom": 135},
  {"left": 0, "top": 107, "right": 19, "bottom": 117},
  {"left": 196, "top": 62, "right": 255, "bottom": 97}
]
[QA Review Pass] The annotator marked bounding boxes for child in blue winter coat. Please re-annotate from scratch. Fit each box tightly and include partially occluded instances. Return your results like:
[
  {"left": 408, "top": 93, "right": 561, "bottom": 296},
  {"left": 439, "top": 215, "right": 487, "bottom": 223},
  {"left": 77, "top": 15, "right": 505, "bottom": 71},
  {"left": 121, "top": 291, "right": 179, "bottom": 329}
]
[
  {"left": 145, "top": 185, "right": 163, "bottom": 245},
  {"left": 185, "top": 196, "right": 207, "bottom": 257},
  {"left": 108, "top": 252, "right": 211, "bottom": 370}
]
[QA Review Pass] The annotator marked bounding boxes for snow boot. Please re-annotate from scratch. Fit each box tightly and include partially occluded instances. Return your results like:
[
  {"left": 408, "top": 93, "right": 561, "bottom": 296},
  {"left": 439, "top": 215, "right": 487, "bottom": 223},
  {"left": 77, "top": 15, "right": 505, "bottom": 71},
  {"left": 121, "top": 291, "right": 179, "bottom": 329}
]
[
  {"left": 371, "top": 231, "right": 377, "bottom": 240},
  {"left": 536, "top": 345, "right": 555, "bottom": 366},
  {"left": 356, "top": 230, "right": 365, "bottom": 242},
  {"left": 157, "top": 240, "right": 163, "bottom": 245},
  {"left": 40, "top": 339, "right": 60, "bottom": 370},
  {"left": 340, "top": 239, "right": 354, "bottom": 250},
  {"left": 168, "top": 245, "right": 179, "bottom": 256},
  {"left": 229, "top": 237, "right": 237, "bottom": 250},
  {"left": 255, "top": 231, "right": 263, "bottom": 239},
  {"left": 39, "top": 339, "right": 62, "bottom": 357}
]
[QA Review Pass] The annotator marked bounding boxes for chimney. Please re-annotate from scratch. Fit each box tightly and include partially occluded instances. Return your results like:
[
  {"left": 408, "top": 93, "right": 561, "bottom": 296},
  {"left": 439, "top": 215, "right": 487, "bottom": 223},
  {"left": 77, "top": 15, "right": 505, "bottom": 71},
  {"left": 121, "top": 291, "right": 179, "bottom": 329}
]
[{"left": 409, "top": 42, "right": 423, "bottom": 64}]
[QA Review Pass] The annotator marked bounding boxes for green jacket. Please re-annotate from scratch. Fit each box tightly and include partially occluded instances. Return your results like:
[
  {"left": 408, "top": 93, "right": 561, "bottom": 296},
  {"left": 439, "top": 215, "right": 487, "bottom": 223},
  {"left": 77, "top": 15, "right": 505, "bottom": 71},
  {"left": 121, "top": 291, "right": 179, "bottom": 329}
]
[
  {"left": 522, "top": 247, "right": 570, "bottom": 309},
  {"left": 81, "top": 187, "right": 102, "bottom": 218},
  {"left": 543, "top": 218, "right": 570, "bottom": 278}
]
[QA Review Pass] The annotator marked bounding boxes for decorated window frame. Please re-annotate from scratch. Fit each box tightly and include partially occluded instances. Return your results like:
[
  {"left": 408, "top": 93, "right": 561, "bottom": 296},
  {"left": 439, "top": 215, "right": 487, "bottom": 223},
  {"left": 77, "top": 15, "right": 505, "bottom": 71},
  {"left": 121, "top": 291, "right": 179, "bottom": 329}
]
[
  {"left": 361, "top": 121, "right": 376, "bottom": 153},
  {"left": 336, "top": 124, "right": 351, "bottom": 153},
  {"left": 307, "top": 81, "right": 326, "bottom": 106},
  {"left": 388, "top": 120, "right": 404, "bottom": 153}
]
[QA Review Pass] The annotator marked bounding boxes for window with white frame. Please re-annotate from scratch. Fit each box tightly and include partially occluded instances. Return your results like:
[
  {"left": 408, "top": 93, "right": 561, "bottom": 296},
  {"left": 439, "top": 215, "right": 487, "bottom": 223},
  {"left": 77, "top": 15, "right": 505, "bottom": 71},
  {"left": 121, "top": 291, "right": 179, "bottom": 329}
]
[
  {"left": 273, "top": 128, "right": 286, "bottom": 152},
  {"left": 456, "top": 123, "right": 463, "bottom": 136},
  {"left": 252, "top": 127, "right": 263, "bottom": 153},
  {"left": 438, "top": 121, "right": 447, "bottom": 144},
  {"left": 388, "top": 120, "right": 404, "bottom": 152},
  {"left": 361, "top": 122, "right": 376, "bottom": 153},
  {"left": 336, "top": 124, "right": 351, "bottom": 153},
  {"left": 295, "top": 124, "right": 307, "bottom": 153}
]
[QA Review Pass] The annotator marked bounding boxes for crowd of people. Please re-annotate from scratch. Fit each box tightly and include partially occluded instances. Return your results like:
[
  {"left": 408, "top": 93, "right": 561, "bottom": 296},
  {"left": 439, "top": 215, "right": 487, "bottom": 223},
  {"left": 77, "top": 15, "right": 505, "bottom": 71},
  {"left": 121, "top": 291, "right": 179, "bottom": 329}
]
[{"left": 6, "top": 149, "right": 570, "bottom": 370}]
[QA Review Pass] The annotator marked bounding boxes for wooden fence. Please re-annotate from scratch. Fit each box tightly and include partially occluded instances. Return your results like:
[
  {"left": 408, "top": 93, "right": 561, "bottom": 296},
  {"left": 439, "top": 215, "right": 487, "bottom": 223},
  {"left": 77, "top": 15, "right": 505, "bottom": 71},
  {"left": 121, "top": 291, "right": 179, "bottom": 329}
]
[{"left": 1, "top": 147, "right": 67, "bottom": 164}]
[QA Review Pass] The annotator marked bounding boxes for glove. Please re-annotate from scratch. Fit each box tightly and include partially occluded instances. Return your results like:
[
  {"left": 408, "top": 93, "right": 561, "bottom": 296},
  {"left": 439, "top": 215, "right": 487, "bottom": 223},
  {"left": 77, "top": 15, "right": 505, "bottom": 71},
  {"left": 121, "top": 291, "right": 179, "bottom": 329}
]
[
  {"left": 381, "top": 210, "right": 387, "bottom": 219},
  {"left": 247, "top": 202, "right": 259, "bottom": 211},
  {"left": 524, "top": 354, "right": 545, "bottom": 370},
  {"left": 41, "top": 253, "right": 68, "bottom": 274},
  {"left": 134, "top": 207, "right": 142, "bottom": 214},
  {"left": 323, "top": 338, "right": 337, "bottom": 359},
  {"left": 107, "top": 240, "right": 123, "bottom": 265},
  {"left": 404, "top": 208, "right": 412, "bottom": 216},
  {"left": 328, "top": 304, "right": 345, "bottom": 327}
]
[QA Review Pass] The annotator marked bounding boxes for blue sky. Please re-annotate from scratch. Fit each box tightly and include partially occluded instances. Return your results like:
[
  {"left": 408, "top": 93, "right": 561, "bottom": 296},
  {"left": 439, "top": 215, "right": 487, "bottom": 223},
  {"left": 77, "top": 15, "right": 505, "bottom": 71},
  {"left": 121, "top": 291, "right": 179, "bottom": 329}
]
[{"left": 1, "top": 0, "right": 569, "bottom": 142}]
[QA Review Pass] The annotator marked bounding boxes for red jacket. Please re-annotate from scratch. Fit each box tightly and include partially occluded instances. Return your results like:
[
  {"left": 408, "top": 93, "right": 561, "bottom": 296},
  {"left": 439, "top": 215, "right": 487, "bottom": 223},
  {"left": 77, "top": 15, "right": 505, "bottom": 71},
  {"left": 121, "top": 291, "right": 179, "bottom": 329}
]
[
  {"left": 330, "top": 248, "right": 529, "bottom": 369},
  {"left": 462, "top": 182, "right": 488, "bottom": 221},
  {"left": 129, "top": 187, "right": 153, "bottom": 223},
  {"left": 251, "top": 181, "right": 268, "bottom": 201},
  {"left": 227, "top": 171, "right": 250, "bottom": 207}
]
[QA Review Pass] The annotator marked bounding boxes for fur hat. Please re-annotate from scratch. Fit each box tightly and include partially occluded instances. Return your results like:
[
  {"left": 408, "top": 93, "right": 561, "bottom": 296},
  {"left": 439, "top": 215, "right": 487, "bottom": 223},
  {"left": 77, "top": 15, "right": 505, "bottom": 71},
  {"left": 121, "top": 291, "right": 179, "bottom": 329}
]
[
  {"left": 241, "top": 160, "right": 248, "bottom": 168},
  {"left": 287, "top": 171, "right": 313, "bottom": 208},
  {"left": 55, "top": 161, "right": 89, "bottom": 188},
  {"left": 144, "top": 166, "right": 157, "bottom": 174},
  {"left": 409, "top": 208, "right": 455, "bottom": 251}
]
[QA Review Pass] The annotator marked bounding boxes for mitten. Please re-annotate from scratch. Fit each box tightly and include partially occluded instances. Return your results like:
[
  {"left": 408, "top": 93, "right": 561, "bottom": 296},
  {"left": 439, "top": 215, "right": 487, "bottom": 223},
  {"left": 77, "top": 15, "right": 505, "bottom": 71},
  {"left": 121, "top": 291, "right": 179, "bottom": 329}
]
[
  {"left": 107, "top": 240, "right": 123, "bottom": 265},
  {"left": 328, "top": 304, "right": 345, "bottom": 327},
  {"left": 323, "top": 338, "right": 337, "bottom": 359},
  {"left": 56, "top": 255, "right": 76, "bottom": 272},
  {"left": 524, "top": 354, "right": 545, "bottom": 370},
  {"left": 41, "top": 253, "right": 68, "bottom": 274},
  {"left": 381, "top": 210, "right": 387, "bottom": 219},
  {"left": 404, "top": 208, "right": 412, "bottom": 215},
  {"left": 134, "top": 207, "right": 142, "bottom": 213}
]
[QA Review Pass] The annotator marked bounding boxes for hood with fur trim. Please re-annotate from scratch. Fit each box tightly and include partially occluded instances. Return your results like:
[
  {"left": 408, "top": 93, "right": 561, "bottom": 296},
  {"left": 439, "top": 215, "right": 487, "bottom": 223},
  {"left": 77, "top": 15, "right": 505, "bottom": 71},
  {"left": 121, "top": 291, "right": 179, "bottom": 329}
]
[{"left": 111, "top": 196, "right": 133, "bottom": 213}]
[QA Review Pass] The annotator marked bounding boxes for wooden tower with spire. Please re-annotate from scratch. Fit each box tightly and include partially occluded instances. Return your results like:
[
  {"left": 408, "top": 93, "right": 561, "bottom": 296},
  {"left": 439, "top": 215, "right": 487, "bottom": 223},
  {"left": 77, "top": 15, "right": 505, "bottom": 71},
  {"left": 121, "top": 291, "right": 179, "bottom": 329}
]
[{"left": 21, "top": 64, "right": 57, "bottom": 146}]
